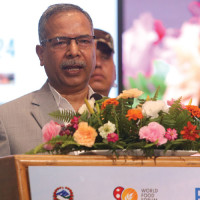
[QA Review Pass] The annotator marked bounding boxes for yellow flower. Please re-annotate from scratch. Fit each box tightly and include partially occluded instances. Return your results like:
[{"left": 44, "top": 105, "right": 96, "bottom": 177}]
[
  {"left": 73, "top": 122, "right": 97, "bottom": 147},
  {"left": 117, "top": 88, "right": 143, "bottom": 99}
]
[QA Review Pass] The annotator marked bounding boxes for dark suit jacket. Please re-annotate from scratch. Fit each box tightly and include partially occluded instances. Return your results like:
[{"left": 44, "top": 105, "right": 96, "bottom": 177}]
[{"left": 0, "top": 81, "right": 59, "bottom": 156}]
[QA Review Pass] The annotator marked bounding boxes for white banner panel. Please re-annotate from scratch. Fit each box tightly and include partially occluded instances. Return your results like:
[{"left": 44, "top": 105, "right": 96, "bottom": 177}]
[
  {"left": 29, "top": 166, "right": 200, "bottom": 200},
  {"left": 0, "top": 0, "right": 118, "bottom": 104}
]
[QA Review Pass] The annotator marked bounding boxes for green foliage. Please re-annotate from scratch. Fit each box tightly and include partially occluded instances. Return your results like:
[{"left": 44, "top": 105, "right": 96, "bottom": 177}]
[
  {"left": 129, "top": 73, "right": 166, "bottom": 100},
  {"left": 164, "top": 139, "right": 200, "bottom": 151},
  {"left": 152, "top": 86, "right": 160, "bottom": 101},
  {"left": 49, "top": 110, "right": 76, "bottom": 122},
  {"left": 26, "top": 144, "right": 46, "bottom": 154},
  {"left": 126, "top": 141, "right": 147, "bottom": 150},
  {"left": 194, "top": 117, "right": 200, "bottom": 129}
]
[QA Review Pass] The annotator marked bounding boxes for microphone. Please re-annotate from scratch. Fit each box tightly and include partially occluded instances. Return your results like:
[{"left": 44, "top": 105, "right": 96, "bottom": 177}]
[{"left": 90, "top": 93, "right": 103, "bottom": 101}]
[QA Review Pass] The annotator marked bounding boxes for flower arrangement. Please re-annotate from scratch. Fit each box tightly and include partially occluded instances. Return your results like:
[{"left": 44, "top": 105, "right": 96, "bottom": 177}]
[{"left": 28, "top": 88, "right": 200, "bottom": 157}]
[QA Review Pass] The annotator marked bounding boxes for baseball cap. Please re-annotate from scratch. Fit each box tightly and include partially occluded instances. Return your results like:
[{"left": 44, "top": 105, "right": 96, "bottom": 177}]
[{"left": 94, "top": 28, "right": 114, "bottom": 53}]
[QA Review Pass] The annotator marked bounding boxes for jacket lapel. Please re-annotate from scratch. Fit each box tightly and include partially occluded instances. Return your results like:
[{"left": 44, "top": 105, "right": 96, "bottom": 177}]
[
  {"left": 31, "top": 81, "right": 59, "bottom": 129},
  {"left": 30, "top": 83, "right": 96, "bottom": 129}
]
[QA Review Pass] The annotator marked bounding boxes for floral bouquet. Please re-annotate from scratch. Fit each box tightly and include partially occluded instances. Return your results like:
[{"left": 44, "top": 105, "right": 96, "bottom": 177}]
[{"left": 28, "top": 88, "right": 200, "bottom": 157}]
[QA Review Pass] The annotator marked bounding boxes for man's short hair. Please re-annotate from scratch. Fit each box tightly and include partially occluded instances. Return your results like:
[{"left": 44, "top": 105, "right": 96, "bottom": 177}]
[{"left": 38, "top": 4, "right": 94, "bottom": 43}]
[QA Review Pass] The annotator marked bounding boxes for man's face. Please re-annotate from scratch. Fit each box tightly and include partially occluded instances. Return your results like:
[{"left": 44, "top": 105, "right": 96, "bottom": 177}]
[
  {"left": 89, "top": 47, "right": 116, "bottom": 96},
  {"left": 36, "top": 11, "right": 96, "bottom": 94}
]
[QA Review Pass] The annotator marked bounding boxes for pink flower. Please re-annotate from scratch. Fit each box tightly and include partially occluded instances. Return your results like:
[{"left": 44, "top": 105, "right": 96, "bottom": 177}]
[
  {"left": 71, "top": 116, "right": 79, "bottom": 124},
  {"left": 153, "top": 20, "right": 166, "bottom": 44},
  {"left": 167, "top": 98, "right": 186, "bottom": 109},
  {"left": 42, "top": 120, "right": 61, "bottom": 143},
  {"left": 139, "top": 122, "right": 167, "bottom": 145},
  {"left": 43, "top": 144, "right": 54, "bottom": 151},
  {"left": 72, "top": 123, "right": 78, "bottom": 130},
  {"left": 167, "top": 98, "right": 175, "bottom": 106},
  {"left": 71, "top": 116, "right": 80, "bottom": 130},
  {"left": 165, "top": 128, "right": 178, "bottom": 141},
  {"left": 107, "top": 133, "right": 119, "bottom": 143}
]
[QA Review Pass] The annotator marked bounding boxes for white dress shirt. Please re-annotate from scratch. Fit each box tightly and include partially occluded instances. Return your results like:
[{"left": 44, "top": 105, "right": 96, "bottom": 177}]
[{"left": 48, "top": 83, "right": 95, "bottom": 113}]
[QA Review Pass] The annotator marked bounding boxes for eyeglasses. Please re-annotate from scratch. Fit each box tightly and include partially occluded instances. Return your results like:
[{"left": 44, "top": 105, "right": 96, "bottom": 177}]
[{"left": 40, "top": 35, "right": 95, "bottom": 49}]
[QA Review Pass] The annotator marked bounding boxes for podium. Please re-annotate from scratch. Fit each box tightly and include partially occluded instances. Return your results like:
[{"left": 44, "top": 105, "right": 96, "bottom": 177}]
[{"left": 1, "top": 154, "right": 200, "bottom": 200}]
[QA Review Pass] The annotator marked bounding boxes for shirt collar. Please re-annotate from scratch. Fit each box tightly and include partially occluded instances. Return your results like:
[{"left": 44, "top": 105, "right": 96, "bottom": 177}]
[{"left": 48, "top": 82, "right": 94, "bottom": 112}]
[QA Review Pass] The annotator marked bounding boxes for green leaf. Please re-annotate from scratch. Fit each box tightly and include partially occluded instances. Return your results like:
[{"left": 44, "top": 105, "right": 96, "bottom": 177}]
[
  {"left": 152, "top": 86, "right": 160, "bottom": 100},
  {"left": 61, "top": 140, "right": 79, "bottom": 148},
  {"left": 26, "top": 143, "right": 46, "bottom": 154},
  {"left": 49, "top": 110, "right": 76, "bottom": 122}
]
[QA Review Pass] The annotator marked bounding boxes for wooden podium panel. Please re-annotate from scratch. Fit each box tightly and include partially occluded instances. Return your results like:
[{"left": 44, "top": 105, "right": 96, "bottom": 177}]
[
  {"left": 1, "top": 155, "right": 200, "bottom": 200},
  {"left": 0, "top": 156, "right": 20, "bottom": 200}
]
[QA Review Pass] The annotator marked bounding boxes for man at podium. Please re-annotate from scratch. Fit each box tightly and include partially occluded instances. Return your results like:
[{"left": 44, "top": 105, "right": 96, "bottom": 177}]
[{"left": 0, "top": 4, "right": 97, "bottom": 156}]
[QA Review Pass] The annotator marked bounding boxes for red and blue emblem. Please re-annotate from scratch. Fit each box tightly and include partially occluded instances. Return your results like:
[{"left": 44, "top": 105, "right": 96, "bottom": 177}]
[{"left": 53, "top": 186, "right": 73, "bottom": 200}]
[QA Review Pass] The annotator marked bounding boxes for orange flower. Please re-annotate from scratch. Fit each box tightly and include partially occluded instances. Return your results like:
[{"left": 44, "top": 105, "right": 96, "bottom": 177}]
[
  {"left": 180, "top": 121, "right": 200, "bottom": 141},
  {"left": 73, "top": 122, "right": 97, "bottom": 147},
  {"left": 101, "top": 98, "right": 119, "bottom": 109},
  {"left": 126, "top": 109, "right": 143, "bottom": 121},
  {"left": 185, "top": 105, "right": 200, "bottom": 118}
]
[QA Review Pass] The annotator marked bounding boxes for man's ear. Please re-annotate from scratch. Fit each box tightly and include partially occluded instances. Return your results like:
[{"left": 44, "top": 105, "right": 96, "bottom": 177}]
[{"left": 36, "top": 45, "right": 45, "bottom": 66}]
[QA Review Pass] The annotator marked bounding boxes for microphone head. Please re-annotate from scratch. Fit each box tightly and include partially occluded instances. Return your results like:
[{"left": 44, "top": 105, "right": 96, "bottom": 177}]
[{"left": 90, "top": 93, "right": 103, "bottom": 101}]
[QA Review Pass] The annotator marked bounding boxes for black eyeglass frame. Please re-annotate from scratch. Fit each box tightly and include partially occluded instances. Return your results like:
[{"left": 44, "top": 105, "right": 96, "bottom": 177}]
[{"left": 40, "top": 35, "right": 96, "bottom": 46}]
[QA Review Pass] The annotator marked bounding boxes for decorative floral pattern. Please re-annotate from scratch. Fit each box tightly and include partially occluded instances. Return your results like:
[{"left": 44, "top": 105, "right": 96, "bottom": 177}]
[{"left": 29, "top": 88, "right": 200, "bottom": 157}]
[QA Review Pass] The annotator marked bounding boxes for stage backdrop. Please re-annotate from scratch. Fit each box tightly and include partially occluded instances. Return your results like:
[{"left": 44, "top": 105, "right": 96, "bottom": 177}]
[
  {"left": 0, "top": 0, "right": 118, "bottom": 104},
  {"left": 121, "top": 0, "right": 200, "bottom": 106}
]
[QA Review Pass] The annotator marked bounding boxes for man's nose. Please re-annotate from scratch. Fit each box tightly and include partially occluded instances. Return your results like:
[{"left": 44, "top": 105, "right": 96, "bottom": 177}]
[
  {"left": 95, "top": 56, "right": 102, "bottom": 68},
  {"left": 65, "top": 39, "right": 80, "bottom": 57}
]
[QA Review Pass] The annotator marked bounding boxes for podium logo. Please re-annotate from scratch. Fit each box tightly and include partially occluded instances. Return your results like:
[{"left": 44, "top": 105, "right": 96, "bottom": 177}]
[
  {"left": 53, "top": 186, "right": 73, "bottom": 200},
  {"left": 195, "top": 188, "right": 200, "bottom": 200},
  {"left": 113, "top": 186, "right": 138, "bottom": 200}
]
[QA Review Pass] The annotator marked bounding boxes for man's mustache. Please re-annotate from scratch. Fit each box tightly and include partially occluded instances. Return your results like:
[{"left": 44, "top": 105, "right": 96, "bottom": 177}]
[{"left": 60, "top": 60, "right": 86, "bottom": 69}]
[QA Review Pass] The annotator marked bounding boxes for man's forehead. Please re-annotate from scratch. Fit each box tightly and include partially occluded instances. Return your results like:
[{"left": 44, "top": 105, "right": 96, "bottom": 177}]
[{"left": 45, "top": 11, "right": 93, "bottom": 36}]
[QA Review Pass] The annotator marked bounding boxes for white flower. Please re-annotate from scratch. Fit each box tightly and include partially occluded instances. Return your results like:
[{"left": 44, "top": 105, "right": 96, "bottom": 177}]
[
  {"left": 98, "top": 121, "right": 116, "bottom": 139},
  {"left": 142, "top": 100, "right": 169, "bottom": 119},
  {"left": 78, "top": 98, "right": 95, "bottom": 114}
]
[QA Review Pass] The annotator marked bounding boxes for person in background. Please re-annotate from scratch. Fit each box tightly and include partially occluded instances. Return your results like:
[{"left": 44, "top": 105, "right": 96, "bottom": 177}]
[
  {"left": 0, "top": 4, "right": 96, "bottom": 156},
  {"left": 89, "top": 28, "right": 116, "bottom": 96}
]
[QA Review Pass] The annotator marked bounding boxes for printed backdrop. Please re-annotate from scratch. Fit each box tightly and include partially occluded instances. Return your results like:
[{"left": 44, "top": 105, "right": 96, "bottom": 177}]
[{"left": 29, "top": 166, "right": 200, "bottom": 199}]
